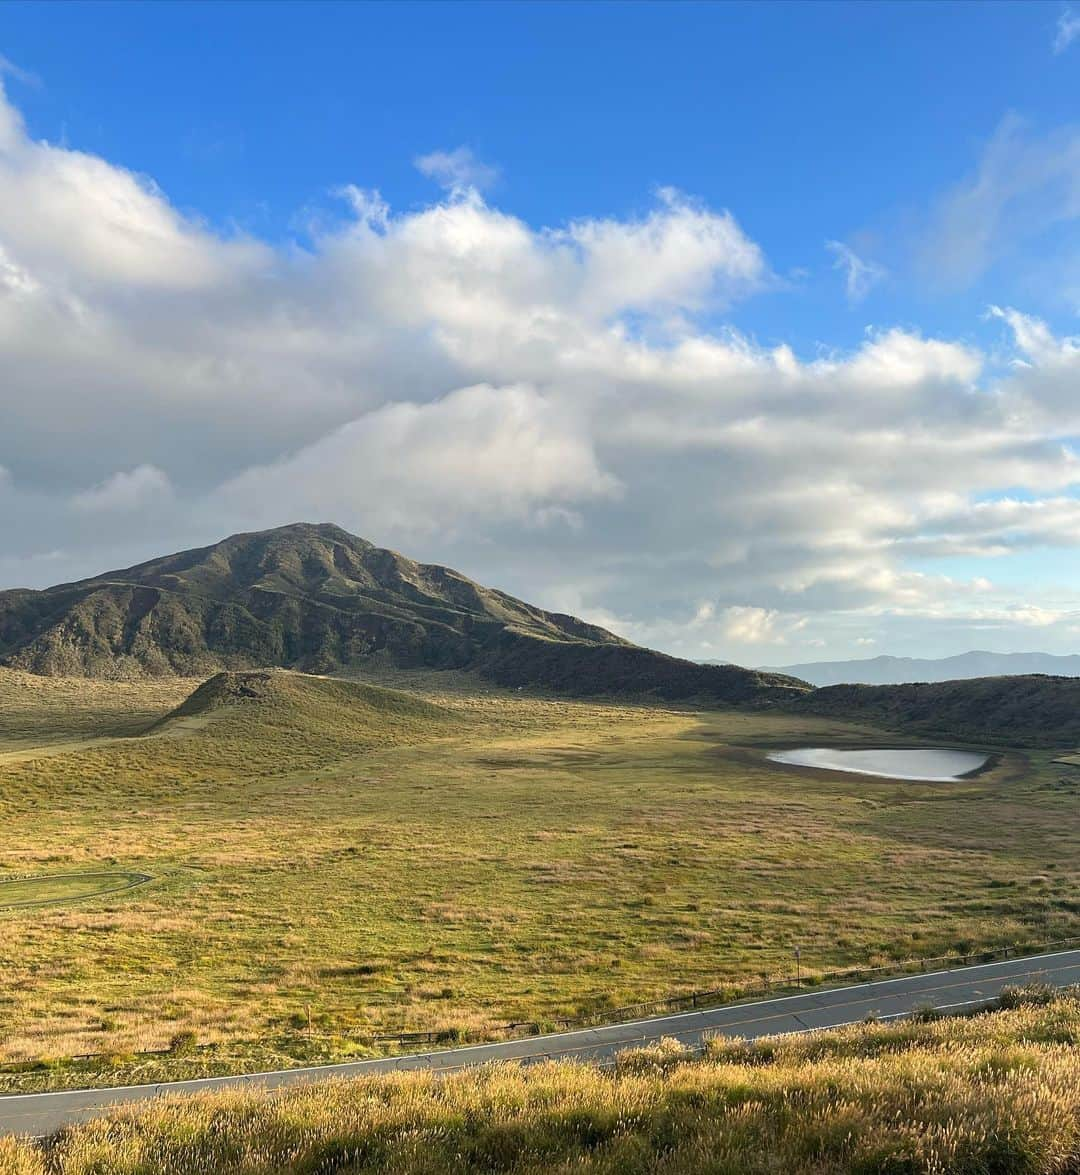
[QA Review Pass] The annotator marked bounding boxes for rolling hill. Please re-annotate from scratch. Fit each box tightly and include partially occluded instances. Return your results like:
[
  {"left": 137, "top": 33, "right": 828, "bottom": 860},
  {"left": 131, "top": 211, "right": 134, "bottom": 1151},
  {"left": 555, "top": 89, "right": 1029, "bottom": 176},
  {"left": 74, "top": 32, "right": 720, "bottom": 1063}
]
[
  {"left": 795, "top": 673, "right": 1080, "bottom": 747},
  {"left": 147, "top": 668, "right": 470, "bottom": 765},
  {"left": 0, "top": 523, "right": 807, "bottom": 704}
]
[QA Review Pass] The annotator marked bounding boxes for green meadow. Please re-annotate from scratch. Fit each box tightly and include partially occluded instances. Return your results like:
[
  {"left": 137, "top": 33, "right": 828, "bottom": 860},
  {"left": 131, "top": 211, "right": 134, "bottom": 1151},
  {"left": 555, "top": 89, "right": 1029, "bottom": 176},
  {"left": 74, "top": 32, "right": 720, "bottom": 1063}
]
[{"left": 0, "top": 666, "right": 1076, "bottom": 1091}]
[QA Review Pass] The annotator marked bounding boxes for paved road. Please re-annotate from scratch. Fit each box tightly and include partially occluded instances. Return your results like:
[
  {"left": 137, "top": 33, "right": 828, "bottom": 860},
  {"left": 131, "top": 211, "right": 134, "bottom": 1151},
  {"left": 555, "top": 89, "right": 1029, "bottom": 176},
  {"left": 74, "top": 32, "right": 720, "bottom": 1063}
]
[{"left": 4, "top": 948, "right": 1078, "bottom": 1139}]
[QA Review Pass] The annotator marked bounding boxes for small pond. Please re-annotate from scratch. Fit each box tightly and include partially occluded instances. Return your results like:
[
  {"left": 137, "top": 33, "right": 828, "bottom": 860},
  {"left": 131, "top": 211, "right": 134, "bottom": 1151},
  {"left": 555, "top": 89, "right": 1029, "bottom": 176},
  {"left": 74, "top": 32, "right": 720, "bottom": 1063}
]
[{"left": 766, "top": 747, "right": 989, "bottom": 782}]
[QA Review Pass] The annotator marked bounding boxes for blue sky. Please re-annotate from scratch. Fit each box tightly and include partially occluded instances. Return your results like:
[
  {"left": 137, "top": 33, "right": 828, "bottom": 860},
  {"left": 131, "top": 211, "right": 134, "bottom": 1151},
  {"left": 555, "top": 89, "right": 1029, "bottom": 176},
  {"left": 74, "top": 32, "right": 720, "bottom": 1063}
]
[
  {"left": 2, "top": 1, "right": 1080, "bottom": 661},
  {"left": 6, "top": 0, "right": 1077, "bottom": 349}
]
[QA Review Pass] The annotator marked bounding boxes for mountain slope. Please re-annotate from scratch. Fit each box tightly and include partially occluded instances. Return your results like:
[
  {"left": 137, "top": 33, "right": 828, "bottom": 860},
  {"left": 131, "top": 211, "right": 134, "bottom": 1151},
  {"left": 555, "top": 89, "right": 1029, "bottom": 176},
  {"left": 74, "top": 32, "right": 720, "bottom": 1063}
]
[
  {"left": 763, "top": 650, "right": 1080, "bottom": 686},
  {"left": 794, "top": 673, "right": 1080, "bottom": 747},
  {"left": 0, "top": 523, "right": 807, "bottom": 704}
]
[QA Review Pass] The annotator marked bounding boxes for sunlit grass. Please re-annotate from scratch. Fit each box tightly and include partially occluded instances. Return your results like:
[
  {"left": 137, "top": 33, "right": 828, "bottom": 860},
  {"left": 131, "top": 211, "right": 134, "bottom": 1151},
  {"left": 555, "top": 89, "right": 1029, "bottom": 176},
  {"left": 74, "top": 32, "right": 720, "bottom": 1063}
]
[
  {"left": 0, "top": 873, "right": 152, "bottom": 908},
  {"left": 6, "top": 993, "right": 1080, "bottom": 1173},
  {"left": 0, "top": 666, "right": 1076, "bottom": 1091}
]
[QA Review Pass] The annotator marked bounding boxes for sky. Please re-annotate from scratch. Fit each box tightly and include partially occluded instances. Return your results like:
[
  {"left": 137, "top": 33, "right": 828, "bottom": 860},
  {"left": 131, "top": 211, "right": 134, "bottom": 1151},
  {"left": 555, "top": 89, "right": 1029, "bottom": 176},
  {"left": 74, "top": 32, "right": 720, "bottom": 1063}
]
[{"left": 2, "top": 0, "right": 1080, "bottom": 665}]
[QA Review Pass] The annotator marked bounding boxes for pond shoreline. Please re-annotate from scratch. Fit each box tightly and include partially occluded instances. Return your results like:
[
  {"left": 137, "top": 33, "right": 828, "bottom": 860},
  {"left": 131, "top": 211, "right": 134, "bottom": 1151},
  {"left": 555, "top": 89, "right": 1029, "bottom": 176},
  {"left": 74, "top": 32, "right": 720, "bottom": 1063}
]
[{"left": 765, "top": 746, "right": 991, "bottom": 782}]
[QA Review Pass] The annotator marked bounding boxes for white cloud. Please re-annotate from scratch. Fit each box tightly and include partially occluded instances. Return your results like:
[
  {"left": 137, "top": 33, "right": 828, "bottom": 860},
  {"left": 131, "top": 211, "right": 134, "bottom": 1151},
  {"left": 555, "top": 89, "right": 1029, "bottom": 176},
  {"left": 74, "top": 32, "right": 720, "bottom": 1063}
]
[
  {"left": 720, "top": 606, "right": 808, "bottom": 645},
  {"left": 1054, "top": 6, "right": 1080, "bottom": 52},
  {"left": 567, "top": 188, "right": 768, "bottom": 315},
  {"left": 4, "top": 82, "right": 1080, "bottom": 659},
  {"left": 988, "top": 304, "right": 1080, "bottom": 365},
  {"left": 415, "top": 147, "right": 499, "bottom": 193},
  {"left": 826, "top": 240, "right": 886, "bottom": 302},
  {"left": 0, "top": 240, "right": 37, "bottom": 296},
  {"left": 721, "top": 606, "right": 786, "bottom": 644},
  {"left": 334, "top": 185, "right": 390, "bottom": 231},
  {"left": 921, "top": 115, "right": 1080, "bottom": 289},
  {"left": 72, "top": 465, "right": 173, "bottom": 512},
  {"left": 0, "top": 85, "right": 264, "bottom": 292},
  {"left": 0, "top": 55, "right": 39, "bottom": 88},
  {"left": 217, "top": 383, "right": 619, "bottom": 534}
]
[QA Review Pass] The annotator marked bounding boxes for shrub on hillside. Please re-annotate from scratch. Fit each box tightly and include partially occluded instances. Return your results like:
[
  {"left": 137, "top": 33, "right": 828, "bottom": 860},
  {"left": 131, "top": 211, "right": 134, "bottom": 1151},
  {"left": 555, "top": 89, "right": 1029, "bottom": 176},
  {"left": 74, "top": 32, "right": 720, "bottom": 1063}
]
[{"left": 167, "top": 1030, "right": 198, "bottom": 1057}]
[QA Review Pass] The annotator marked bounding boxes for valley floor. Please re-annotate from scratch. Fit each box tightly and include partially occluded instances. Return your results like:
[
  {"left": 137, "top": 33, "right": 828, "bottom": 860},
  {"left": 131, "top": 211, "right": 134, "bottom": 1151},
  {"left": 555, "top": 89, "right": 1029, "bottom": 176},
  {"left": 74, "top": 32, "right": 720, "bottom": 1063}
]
[{"left": 0, "top": 667, "right": 1077, "bottom": 1094}]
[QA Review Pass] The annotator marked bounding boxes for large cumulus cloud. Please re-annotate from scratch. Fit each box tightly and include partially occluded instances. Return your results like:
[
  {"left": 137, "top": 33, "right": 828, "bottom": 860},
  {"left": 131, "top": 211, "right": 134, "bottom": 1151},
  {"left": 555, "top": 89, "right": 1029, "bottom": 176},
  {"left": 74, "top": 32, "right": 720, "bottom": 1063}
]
[{"left": 2, "top": 80, "right": 1080, "bottom": 661}]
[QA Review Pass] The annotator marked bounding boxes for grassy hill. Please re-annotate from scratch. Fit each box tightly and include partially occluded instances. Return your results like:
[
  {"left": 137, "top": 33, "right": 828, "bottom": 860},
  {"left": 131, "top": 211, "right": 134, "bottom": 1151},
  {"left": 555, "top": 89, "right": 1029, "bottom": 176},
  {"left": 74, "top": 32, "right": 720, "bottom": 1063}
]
[
  {"left": 153, "top": 669, "right": 467, "bottom": 751},
  {"left": 0, "top": 523, "right": 807, "bottom": 705},
  {"left": 6, "top": 991, "right": 1080, "bottom": 1174},
  {"left": 795, "top": 673, "right": 1080, "bottom": 747},
  {"left": 0, "top": 666, "right": 470, "bottom": 806}
]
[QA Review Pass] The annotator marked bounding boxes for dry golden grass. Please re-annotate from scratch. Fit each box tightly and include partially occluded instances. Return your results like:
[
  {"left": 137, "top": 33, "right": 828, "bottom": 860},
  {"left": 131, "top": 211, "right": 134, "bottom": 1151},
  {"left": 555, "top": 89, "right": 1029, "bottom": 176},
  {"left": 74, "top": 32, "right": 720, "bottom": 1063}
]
[
  {"left": 0, "top": 666, "right": 1077, "bottom": 1092},
  {"left": 0, "top": 669, "right": 197, "bottom": 740},
  {"left": 5, "top": 993, "right": 1080, "bottom": 1173}
]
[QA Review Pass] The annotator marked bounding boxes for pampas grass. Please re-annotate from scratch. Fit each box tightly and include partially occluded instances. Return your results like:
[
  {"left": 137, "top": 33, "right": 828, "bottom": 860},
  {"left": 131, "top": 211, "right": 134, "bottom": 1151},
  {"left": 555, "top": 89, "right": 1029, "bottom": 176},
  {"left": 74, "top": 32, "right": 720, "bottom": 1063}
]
[{"left": 7, "top": 993, "right": 1080, "bottom": 1174}]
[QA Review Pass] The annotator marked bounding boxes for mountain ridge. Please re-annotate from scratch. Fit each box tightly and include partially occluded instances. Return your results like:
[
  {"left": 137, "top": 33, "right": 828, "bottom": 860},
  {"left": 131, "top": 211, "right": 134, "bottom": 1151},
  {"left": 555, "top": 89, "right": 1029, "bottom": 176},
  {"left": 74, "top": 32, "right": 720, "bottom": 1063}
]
[
  {"left": 0, "top": 523, "right": 807, "bottom": 705},
  {"left": 794, "top": 672, "right": 1080, "bottom": 747},
  {"left": 760, "top": 650, "right": 1080, "bottom": 687}
]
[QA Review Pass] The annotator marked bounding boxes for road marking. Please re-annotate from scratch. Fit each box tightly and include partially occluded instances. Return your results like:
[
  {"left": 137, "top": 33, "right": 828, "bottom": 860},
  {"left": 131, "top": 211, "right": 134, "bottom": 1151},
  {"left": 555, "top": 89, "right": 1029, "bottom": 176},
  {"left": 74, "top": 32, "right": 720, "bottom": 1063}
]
[{"left": 2, "top": 950, "right": 1077, "bottom": 1137}]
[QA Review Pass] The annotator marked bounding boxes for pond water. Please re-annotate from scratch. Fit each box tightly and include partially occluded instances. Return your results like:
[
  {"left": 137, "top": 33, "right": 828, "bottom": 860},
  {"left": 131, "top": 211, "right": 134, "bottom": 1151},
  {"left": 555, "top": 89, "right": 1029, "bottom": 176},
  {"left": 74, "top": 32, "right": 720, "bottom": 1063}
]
[{"left": 766, "top": 747, "right": 989, "bottom": 782}]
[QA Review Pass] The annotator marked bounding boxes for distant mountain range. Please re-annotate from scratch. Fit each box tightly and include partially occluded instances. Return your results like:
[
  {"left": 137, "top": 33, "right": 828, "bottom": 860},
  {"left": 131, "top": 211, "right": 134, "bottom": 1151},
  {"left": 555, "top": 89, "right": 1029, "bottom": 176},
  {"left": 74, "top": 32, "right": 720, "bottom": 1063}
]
[
  {"left": 757, "top": 651, "right": 1080, "bottom": 687},
  {"left": 0, "top": 523, "right": 806, "bottom": 705}
]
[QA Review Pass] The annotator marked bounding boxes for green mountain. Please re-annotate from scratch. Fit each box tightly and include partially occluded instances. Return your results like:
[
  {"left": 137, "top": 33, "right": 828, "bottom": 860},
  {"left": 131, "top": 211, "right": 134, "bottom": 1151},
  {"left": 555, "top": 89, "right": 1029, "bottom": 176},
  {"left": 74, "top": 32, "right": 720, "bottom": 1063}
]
[
  {"left": 795, "top": 673, "right": 1080, "bottom": 747},
  {"left": 0, "top": 523, "right": 807, "bottom": 704}
]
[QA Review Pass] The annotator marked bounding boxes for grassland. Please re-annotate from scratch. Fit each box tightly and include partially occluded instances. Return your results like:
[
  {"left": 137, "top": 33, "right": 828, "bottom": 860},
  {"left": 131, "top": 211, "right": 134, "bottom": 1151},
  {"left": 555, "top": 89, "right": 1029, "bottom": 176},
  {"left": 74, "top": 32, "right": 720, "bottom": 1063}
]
[
  {"left": 0, "top": 873, "right": 152, "bottom": 909},
  {"left": 4, "top": 990, "right": 1080, "bottom": 1173},
  {"left": 0, "top": 666, "right": 1077, "bottom": 1093}
]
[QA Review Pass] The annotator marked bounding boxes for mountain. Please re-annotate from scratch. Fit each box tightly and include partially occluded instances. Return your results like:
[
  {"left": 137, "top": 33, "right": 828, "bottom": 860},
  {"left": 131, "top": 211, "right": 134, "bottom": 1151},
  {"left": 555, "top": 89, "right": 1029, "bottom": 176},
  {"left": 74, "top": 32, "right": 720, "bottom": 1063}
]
[
  {"left": 761, "top": 651, "right": 1080, "bottom": 687},
  {"left": 0, "top": 523, "right": 807, "bottom": 704},
  {"left": 794, "top": 674, "right": 1080, "bottom": 747}
]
